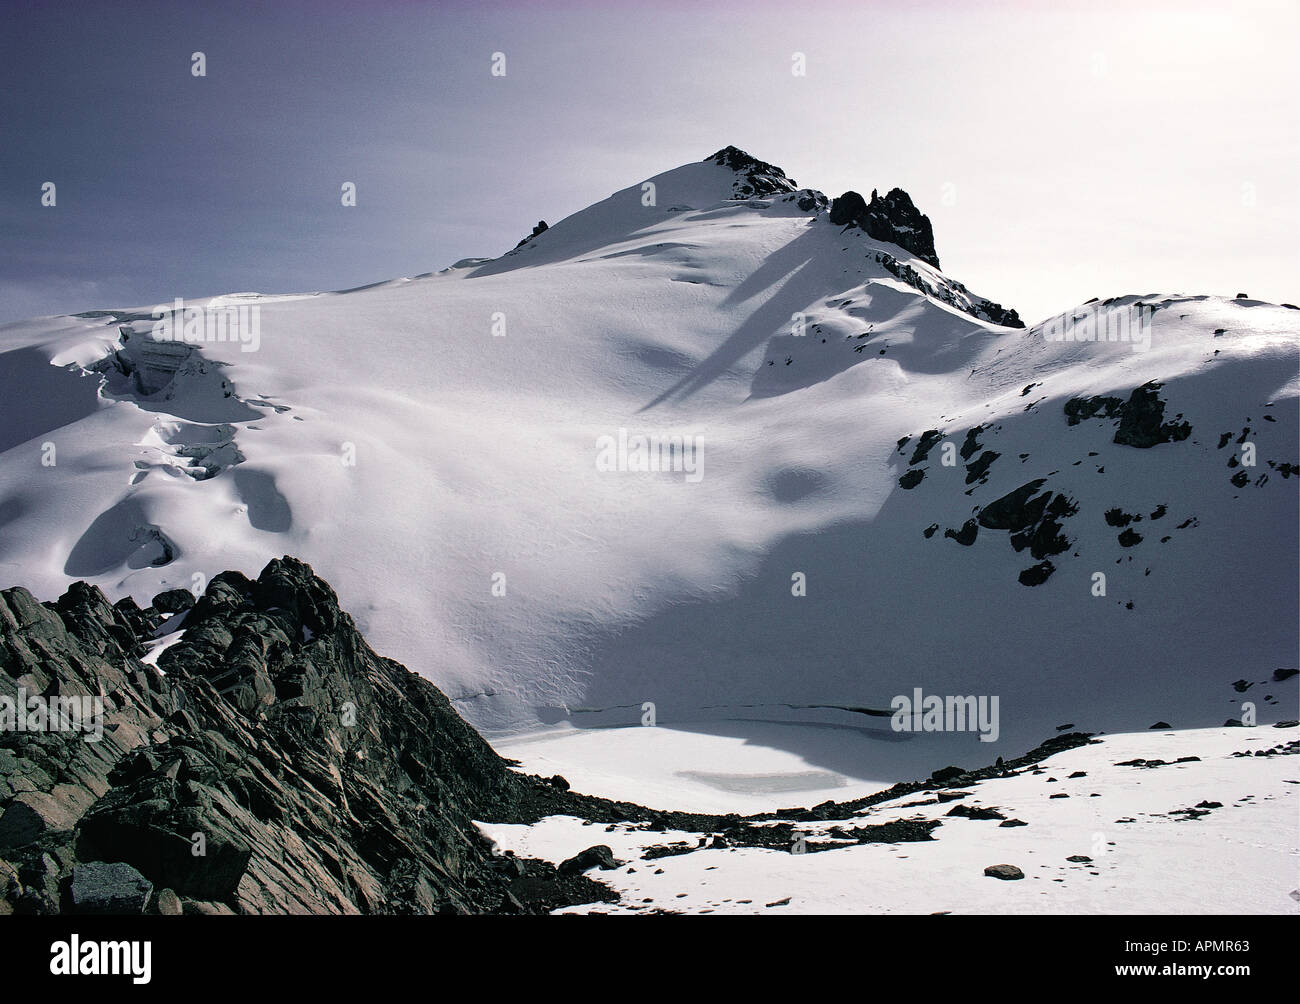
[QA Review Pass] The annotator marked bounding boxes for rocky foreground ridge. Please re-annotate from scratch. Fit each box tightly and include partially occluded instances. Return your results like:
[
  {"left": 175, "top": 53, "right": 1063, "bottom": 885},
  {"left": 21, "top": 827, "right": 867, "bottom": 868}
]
[
  {"left": 0, "top": 557, "right": 625, "bottom": 914},
  {"left": 1, "top": 556, "right": 1103, "bottom": 914}
]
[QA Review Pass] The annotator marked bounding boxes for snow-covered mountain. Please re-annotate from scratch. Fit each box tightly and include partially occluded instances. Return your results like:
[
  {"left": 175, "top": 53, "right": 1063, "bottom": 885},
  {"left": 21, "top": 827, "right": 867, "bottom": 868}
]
[{"left": 1, "top": 145, "right": 1296, "bottom": 785}]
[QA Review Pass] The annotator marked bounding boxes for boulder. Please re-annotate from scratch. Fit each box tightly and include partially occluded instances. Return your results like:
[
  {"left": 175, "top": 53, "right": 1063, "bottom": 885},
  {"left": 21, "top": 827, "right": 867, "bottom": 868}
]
[
  {"left": 151, "top": 588, "right": 195, "bottom": 614},
  {"left": 155, "top": 887, "right": 183, "bottom": 915},
  {"left": 557, "top": 844, "right": 619, "bottom": 876},
  {"left": 946, "top": 804, "right": 1005, "bottom": 820},
  {"left": 829, "top": 191, "right": 868, "bottom": 226},
  {"left": 69, "top": 861, "right": 153, "bottom": 914}
]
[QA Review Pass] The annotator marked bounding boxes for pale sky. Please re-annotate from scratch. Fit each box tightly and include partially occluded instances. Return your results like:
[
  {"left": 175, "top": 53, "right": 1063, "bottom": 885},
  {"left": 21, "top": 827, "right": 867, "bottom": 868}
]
[{"left": 2, "top": 0, "right": 1296, "bottom": 324}]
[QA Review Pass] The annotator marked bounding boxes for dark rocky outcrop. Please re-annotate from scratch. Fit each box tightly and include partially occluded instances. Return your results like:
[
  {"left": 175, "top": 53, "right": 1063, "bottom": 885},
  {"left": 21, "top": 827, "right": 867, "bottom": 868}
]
[
  {"left": 512, "top": 220, "right": 549, "bottom": 251},
  {"left": 0, "top": 557, "right": 614, "bottom": 915},
  {"left": 557, "top": 844, "right": 619, "bottom": 876},
  {"left": 1113, "top": 383, "right": 1192, "bottom": 448},
  {"left": 872, "top": 250, "right": 1022, "bottom": 327},
  {"left": 978, "top": 481, "right": 1050, "bottom": 532},
  {"left": 862, "top": 189, "right": 940, "bottom": 270},
  {"left": 829, "top": 190, "right": 868, "bottom": 227},
  {"left": 946, "top": 803, "right": 1006, "bottom": 821},
  {"left": 965, "top": 450, "right": 1001, "bottom": 486},
  {"left": 1064, "top": 394, "right": 1125, "bottom": 426},
  {"left": 705, "top": 146, "right": 798, "bottom": 199},
  {"left": 909, "top": 429, "right": 946, "bottom": 466},
  {"left": 792, "top": 190, "right": 829, "bottom": 213},
  {"left": 976, "top": 480, "right": 1079, "bottom": 567},
  {"left": 1065, "top": 382, "right": 1192, "bottom": 448},
  {"left": 1017, "top": 561, "right": 1056, "bottom": 587},
  {"left": 944, "top": 519, "right": 979, "bottom": 546},
  {"left": 831, "top": 188, "right": 940, "bottom": 269},
  {"left": 151, "top": 588, "right": 195, "bottom": 615},
  {"left": 974, "top": 298, "right": 1023, "bottom": 328}
]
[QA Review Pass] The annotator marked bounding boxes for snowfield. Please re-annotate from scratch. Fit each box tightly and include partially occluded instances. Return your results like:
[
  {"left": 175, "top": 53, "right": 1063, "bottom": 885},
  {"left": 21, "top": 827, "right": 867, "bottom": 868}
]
[
  {"left": 482, "top": 727, "right": 1300, "bottom": 915},
  {"left": 1, "top": 149, "right": 1296, "bottom": 913}
]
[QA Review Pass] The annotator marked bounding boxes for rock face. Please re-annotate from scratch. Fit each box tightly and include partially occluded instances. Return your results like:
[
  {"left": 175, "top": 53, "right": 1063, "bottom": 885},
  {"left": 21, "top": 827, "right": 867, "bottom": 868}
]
[
  {"left": 829, "top": 190, "right": 868, "bottom": 226},
  {"left": 150, "top": 588, "right": 194, "bottom": 614},
  {"left": 972, "top": 298, "right": 1023, "bottom": 328},
  {"left": 705, "top": 146, "right": 799, "bottom": 199},
  {"left": 831, "top": 188, "right": 940, "bottom": 269},
  {"left": 0, "top": 557, "right": 614, "bottom": 915},
  {"left": 862, "top": 189, "right": 940, "bottom": 269},
  {"left": 827, "top": 186, "right": 1021, "bottom": 326}
]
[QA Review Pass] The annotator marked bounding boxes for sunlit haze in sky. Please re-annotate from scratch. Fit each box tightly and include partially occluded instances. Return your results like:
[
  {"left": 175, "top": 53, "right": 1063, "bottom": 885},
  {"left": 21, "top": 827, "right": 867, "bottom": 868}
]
[{"left": 2, "top": 0, "right": 1296, "bottom": 324}]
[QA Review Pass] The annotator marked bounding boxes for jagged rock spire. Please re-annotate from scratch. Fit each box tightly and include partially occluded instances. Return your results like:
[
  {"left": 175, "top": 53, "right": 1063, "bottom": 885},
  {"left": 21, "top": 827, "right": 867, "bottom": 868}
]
[{"left": 831, "top": 188, "right": 940, "bottom": 269}]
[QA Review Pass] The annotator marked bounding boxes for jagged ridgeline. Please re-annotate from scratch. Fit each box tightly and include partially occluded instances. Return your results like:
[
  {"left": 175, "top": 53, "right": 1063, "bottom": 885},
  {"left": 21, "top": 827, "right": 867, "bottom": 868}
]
[
  {"left": 0, "top": 558, "right": 620, "bottom": 914},
  {"left": 500, "top": 146, "right": 1021, "bottom": 328},
  {"left": 705, "top": 146, "right": 1022, "bottom": 327}
]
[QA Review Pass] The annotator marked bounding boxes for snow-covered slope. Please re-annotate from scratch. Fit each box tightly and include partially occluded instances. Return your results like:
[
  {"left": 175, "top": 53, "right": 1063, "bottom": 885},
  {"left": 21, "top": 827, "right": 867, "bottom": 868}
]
[
  {"left": 1, "top": 148, "right": 1296, "bottom": 788},
  {"left": 481, "top": 726, "right": 1300, "bottom": 915}
]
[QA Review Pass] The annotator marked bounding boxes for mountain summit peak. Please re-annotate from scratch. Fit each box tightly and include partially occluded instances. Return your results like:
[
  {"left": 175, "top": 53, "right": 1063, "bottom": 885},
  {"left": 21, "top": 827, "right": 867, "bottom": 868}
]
[
  {"left": 703, "top": 147, "right": 939, "bottom": 269},
  {"left": 703, "top": 145, "right": 799, "bottom": 198}
]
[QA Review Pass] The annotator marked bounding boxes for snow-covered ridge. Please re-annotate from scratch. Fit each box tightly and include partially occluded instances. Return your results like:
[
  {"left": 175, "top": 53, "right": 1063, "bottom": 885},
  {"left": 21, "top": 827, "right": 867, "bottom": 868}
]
[{"left": 483, "top": 146, "right": 1019, "bottom": 327}]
